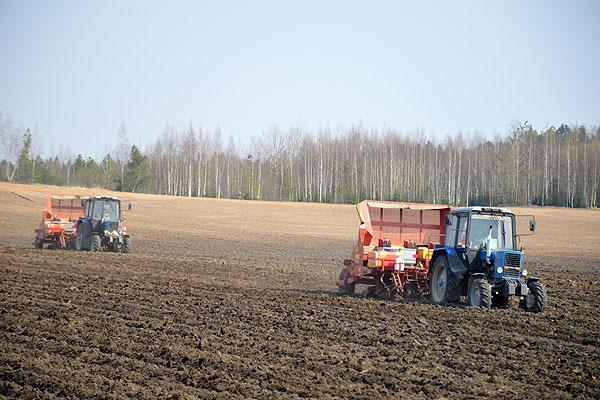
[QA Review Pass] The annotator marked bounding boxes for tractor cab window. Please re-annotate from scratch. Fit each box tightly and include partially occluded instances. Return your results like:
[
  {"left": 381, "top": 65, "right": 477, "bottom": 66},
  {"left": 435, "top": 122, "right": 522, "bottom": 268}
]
[
  {"left": 92, "top": 201, "right": 102, "bottom": 220},
  {"left": 90, "top": 200, "right": 120, "bottom": 221},
  {"left": 101, "top": 201, "right": 120, "bottom": 220},
  {"left": 444, "top": 214, "right": 457, "bottom": 247},
  {"left": 456, "top": 216, "right": 468, "bottom": 246},
  {"left": 468, "top": 213, "right": 514, "bottom": 250},
  {"left": 444, "top": 214, "right": 468, "bottom": 247}
]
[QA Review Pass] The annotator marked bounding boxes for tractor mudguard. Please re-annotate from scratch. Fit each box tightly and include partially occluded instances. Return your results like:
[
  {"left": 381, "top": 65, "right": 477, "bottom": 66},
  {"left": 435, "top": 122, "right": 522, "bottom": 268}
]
[
  {"left": 432, "top": 248, "right": 468, "bottom": 282},
  {"left": 468, "top": 273, "right": 486, "bottom": 286},
  {"left": 78, "top": 219, "right": 92, "bottom": 250}
]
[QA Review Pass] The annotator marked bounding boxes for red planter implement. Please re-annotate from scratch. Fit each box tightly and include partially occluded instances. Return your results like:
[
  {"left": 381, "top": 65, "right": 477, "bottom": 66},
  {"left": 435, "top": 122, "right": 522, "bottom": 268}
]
[
  {"left": 338, "top": 200, "right": 451, "bottom": 299},
  {"left": 34, "top": 195, "right": 84, "bottom": 250}
]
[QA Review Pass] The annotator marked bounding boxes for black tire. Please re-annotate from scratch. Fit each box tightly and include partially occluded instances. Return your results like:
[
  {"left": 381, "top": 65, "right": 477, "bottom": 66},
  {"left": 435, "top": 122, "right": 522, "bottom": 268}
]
[
  {"left": 122, "top": 236, "right": 132, "bottom": 254},
  {"left": 34, "top": 239, "right": 43, "bottom": 250},
  {"left": 75, "top": 226, "right": 85, "bottom": 251},
  {"left": 429, "top": 256, "right": 461, "bottom": 304},
  {"left": 468, "top": 278, "right": 491, "bottom": 308},
  {"left": 338, "top": 267, "right": 355, "bottom": 295},
  {"left": 525, "top": 281, "right": 547, "bottom": 313},
  {"left": 90, "top": 234, "right": 101, "bottom": 253}
]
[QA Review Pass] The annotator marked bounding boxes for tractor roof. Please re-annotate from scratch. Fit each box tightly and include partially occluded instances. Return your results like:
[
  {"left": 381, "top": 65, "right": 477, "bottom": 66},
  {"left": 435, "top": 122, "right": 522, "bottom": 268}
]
[
  {"left": 87, "top": 196, "right": 120, "bottom": 201},
  {"left": 451, "top": 206, "right": 513, "bottom": 214}
]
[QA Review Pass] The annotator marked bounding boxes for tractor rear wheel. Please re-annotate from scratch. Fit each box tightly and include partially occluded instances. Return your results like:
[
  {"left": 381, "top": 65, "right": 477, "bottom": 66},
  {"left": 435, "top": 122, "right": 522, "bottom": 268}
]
[
  {"left": 122, "top": 236, "right": 132, "bottom": 254},
  {"left": 338, "top": 267, "right": 355, "bottom": 295},
  {"left": 430, "top": 256, "right": 460, "bottom": 304},
  {"left": 468, "top": 278, "right": 491, "bottom": 308},
  {"left": 525, "top": 281, "right": 547, "bottom": 313},
  {"left": 90, "top": 234, "right": 101, "bottom": 252}
]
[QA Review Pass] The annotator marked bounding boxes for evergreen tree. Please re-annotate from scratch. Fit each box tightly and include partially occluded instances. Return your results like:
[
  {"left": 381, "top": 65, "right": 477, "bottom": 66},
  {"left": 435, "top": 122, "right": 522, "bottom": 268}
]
[
  {"left": 17, "top": 129, "right": 32, "bottom": 183},
  {"left": 100, "top": 154, "right": 117, "bottom": 190},
  {"left": 121, "top": 145, "right": 152, "bottom": 192}
]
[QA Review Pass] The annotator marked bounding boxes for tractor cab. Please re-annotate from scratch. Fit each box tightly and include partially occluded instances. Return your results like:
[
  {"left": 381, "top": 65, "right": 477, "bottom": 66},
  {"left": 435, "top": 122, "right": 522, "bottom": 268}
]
[
  {"left": 83, "top": 197, "right": 122, "bottom": 234},
  {"left": 445, "top": 208, "right": 517, "bottom": 251},
  {"left": 444, "top": 207, "right": 523, "bottom": 276}
]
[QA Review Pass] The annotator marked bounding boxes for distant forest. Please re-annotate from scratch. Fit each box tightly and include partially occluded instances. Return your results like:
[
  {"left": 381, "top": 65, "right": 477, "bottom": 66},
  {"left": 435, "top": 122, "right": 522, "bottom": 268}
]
[{"left": 1, "top": 112, "right": 599, "bottom": 208}]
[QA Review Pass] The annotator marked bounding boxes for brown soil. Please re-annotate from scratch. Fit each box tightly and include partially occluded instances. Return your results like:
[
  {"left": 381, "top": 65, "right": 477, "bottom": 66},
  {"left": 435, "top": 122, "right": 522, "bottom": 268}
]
[{"left": 1, "top": 182, "right": 599, "bottom": 399}]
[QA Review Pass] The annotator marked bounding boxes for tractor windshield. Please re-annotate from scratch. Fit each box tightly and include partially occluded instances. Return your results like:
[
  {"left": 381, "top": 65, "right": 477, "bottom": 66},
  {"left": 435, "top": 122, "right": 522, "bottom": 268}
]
[
  {"left": 468, "top": 213, "right": 514, "bottom": 250},
  {"left": 99, "top": 200, "right": 120, "bottom": 220}
]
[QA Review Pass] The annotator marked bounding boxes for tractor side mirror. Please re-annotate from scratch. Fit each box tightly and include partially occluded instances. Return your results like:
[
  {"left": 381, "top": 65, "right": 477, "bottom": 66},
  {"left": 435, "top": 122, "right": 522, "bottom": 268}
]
[
  {"left": 128, "top": 202, "right": 132, "bottom": 211},
  {"left": 445, "top": 215, "right": 451, "bottom": 226},
  {"left": 530, "top": 219, "right": 536, "bottom": 233},
  {"left": 81, "top": 199, "right": 86, "bottom": 207}
]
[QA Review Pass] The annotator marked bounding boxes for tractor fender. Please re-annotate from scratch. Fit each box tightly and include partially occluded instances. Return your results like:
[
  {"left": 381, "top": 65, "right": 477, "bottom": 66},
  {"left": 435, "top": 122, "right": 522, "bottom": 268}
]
[
  {"left": 431, "top": 248, "right": 468, "bottom": 283},
  {"left": 526, "top": 277, "right": 541, "bottom": 283},
  {"left": 77, "top": 219, "right": 92, "bottom": 250},
  {"left": 468, "top": 273, "right": 487, "bottom": 285},
  {"left": 467, "top": 273, "right": 487, "bottom": 296}
]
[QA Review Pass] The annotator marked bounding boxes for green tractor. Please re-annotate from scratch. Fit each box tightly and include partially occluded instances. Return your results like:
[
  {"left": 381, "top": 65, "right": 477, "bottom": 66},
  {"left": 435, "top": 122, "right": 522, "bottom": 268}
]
[{"left": 75, "top": 196, "right": 132, "bottom": 253}]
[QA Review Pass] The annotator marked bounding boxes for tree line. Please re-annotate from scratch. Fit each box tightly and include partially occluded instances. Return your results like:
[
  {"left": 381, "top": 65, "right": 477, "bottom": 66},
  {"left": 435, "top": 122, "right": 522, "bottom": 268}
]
[{"left": 1, "top": 111, "right": 599, "bottom": 208}]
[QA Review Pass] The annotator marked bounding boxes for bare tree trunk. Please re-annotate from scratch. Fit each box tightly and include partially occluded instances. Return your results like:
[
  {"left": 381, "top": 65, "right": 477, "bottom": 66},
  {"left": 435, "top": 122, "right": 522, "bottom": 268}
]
[
  {"left": 527, "top": 134, "right": 533, "bottom": 205},
  {"left": 544, "top": 132, "right": 549, "bottom": 205},
  {"left": 466, "top": 154, "right": 471, "bottom": 207},
  {"left": 557, "top": 140, "right": 561, "bottom": 203},
  {"left": 456, "top": 149, "right": 462, "bottom": 205},
  {"left": 571, "top": 139, "right": 578, "bottom": 207},
  {"left": 257, "top": 159, "right": 262, "bottom": 200},
  {"left": 584, "top": 134, "right": 588, "bottom": 207},
  {"left": 318, "top": 138, "right": 323, "bottom": 202},
  {"left": 118, "top": 123, "right": 129, "bottom": 190},
  {"left": 203, "top": 157, "right": 208, "bottom": 197},
  {"left": 566, "top": 140, "right": 571, "bottom": 207}
]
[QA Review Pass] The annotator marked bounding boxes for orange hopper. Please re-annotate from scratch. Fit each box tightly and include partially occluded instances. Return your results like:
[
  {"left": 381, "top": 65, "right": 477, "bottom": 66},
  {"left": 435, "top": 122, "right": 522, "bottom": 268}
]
[
  {"left": 338, "top": 200, "right": 451, "bottom": 298},
  {"left": 34, "top": 195, "right": 85, "bottom": 250}
]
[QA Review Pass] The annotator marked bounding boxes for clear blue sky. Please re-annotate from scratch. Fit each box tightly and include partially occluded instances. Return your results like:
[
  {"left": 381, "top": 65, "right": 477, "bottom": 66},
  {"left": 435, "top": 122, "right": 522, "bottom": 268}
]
[{"left": 1, "top": 0, "right": 599, "bottom": 158}]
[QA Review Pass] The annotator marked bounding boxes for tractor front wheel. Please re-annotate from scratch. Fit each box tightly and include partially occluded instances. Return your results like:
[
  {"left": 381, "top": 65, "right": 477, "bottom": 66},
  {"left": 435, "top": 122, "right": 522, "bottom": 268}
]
[
  {"left": 90, "top": 234, "right": 101, "bottom": 252},
  {"left": 525, "top": 281, "right": 547, "bottom": 313},
  {"left": 430, "top": 256, "right": 460, "bottom": 304},
  {"left": 468, "top": 278, "right": 491, "bottom": 308},
  {"left": 122, "top": 236, "right": 132, "bottom": 254},
  {"left": 338, "top": 267, "right": 355, "bottom": 295}
]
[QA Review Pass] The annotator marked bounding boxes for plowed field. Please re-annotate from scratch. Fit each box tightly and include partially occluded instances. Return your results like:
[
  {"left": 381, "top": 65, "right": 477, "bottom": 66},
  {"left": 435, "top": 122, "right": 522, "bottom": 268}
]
[{"left": 1, "top": 182, "right": 599, "bottom": 399}]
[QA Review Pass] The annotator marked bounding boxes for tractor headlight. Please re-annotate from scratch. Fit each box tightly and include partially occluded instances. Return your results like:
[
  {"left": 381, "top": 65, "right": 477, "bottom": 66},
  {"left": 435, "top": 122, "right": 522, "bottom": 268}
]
[
  {"left": 496, "top": 267, "right": 503, "bottom": 275},
  {"left": 522, "top": 269, "right": 527, "bottom": 276}
]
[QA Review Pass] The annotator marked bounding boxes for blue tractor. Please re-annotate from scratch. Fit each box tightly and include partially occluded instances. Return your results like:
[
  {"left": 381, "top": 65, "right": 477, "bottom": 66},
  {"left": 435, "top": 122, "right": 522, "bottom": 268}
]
[
  {"left": 428, "top": 207, "right": 546, "bottom": 312},
  {"left": 75, "top": 196, "right": 132, "bottom": 253}
]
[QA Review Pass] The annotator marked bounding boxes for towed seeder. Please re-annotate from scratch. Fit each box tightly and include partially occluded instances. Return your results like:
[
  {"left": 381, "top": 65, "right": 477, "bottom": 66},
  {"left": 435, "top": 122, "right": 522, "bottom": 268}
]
[
  {"left": 338, "top": 200, "right": 451, "bottom": 299},
  {"left": 34, "top": 195, "right": 84, "bottom": 250}
]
